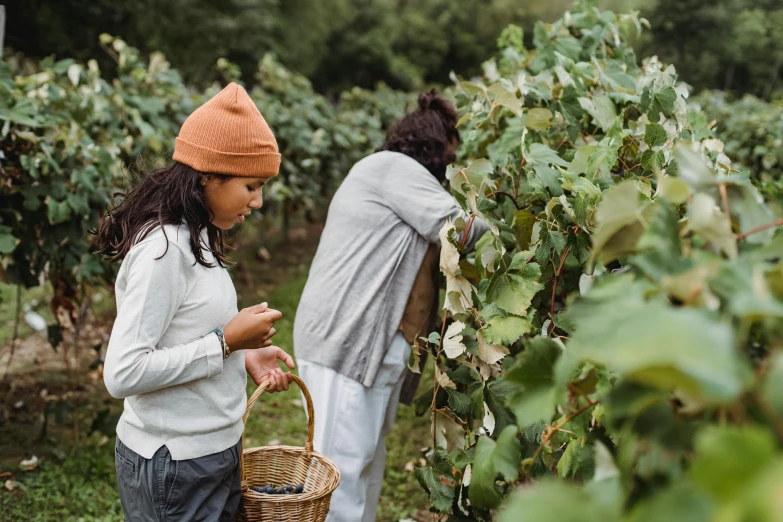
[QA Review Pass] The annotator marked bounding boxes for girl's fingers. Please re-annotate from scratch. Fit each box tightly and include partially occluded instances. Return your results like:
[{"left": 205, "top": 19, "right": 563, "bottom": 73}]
[
  {"left": 258, "top": 309, "right": 283, "bottom": 322},
  {"left": 263, "top": 369, "right": 293, "bottom": 393},
  {"left": 274, "top": 369, "right": 288, "bottom": 391},
  {"left": 277, "top": 349, "right": 295, "bottom": 369},
  {"left": 246, "top": 302, "right": 268, "bottom": 314},
  {"left": 264, "top": 328, "right": 277, "bottom": 340},
  {"left": 261, "top": 339, "right": 273, "bottom": 348}
]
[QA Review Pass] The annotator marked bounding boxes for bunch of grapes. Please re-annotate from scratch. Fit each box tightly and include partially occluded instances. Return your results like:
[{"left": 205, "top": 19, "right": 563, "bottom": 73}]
[{"left": 249, "top": 484, "right": 305, "bottom": 495}]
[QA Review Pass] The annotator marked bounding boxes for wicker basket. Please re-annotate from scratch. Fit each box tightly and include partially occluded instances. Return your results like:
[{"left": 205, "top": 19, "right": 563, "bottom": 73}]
[{"left": 237, "top": 375, "right": 341, "bottom": 521}]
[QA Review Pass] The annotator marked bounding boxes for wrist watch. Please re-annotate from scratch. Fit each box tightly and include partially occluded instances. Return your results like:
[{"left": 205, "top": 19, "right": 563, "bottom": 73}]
[{"left": 203, "top": 326, "right": 231, "bottom": 359}]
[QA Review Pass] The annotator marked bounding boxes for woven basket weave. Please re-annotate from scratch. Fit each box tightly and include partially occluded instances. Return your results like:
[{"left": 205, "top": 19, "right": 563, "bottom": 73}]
[{"left": 237, "top": 375, "right": 340, "bottom": 521}]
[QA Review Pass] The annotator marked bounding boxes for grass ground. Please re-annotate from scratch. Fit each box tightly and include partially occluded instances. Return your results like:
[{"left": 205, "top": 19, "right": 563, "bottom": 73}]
[{"left": 0, "top": 224, "right": 432, "bottom": 522}]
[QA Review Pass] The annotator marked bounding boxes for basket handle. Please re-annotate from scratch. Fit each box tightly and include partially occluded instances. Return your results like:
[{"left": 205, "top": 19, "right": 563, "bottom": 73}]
[{"left": 240, "top": 374, "right": 315, "bottom": 484}]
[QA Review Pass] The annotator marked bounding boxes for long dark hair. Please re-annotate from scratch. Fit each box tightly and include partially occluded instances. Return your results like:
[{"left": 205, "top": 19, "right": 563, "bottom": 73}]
[
  {"left": 95, "top": 162, "right": 231, "bottom": 268},
  {"left": 376, "top": 89, "right": 459, "bottom": 182}
]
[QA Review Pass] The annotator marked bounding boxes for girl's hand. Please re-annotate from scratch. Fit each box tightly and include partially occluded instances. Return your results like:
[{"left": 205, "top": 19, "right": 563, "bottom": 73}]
[
  {"left": 224, "top": 303, "right": 282, "bottom": 352},
  {"left": 245, "top": 346, "right": 295, "bottom": 392}
]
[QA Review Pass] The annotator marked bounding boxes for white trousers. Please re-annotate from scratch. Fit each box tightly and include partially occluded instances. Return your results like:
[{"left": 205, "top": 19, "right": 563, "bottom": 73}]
[{"left": 297, "top": 332, "right": 411, "bottom": 522}]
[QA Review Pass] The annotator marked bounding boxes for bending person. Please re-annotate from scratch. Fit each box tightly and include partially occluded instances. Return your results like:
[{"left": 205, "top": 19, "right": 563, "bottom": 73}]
[{"left": 293, "top": 90, "right": 488, "bottom": 522}]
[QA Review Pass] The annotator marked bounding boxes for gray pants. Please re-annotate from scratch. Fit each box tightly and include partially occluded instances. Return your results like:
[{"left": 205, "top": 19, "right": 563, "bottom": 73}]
[{"left": 115, "top": 437, "right": 243, "bottom": 521}]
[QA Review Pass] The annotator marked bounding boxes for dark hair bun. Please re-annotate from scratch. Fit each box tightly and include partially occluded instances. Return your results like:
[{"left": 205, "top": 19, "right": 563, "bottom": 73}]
[
  {"left": 417, "top": 89, "right": 439, "bottom": 110},
  {"left": 417, "top": 89, "right": 457, "bottom": 125},
  {"left": 376, "top": 88, "right": 460, "bottom": 181}
]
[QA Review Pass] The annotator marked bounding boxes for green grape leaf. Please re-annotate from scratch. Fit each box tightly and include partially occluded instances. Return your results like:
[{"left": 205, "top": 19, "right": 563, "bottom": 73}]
[
  {"left": 589, "top": 181, "right": 651, "bottom": 265},
  {"left": 689, "top": 426, "right": 776, "bottom": 500},
  {"left": 644, "top": 86, "right": 677, "bottom": 121},
  {"left": 446, "top": 389, "right": 472, "bottom": 417},
  {"left": 511, "top": 210, "right": 536, "bottom": 250},
  {"left": 569, "top": 291, "right": 753, "bottom": 403},
  {"left": 587, "top": 137, "right": 621, "bottom": 179},
  {"left": 485, "top": 380, "right": 517, "bottom": 433},
  {"left": 526, "top": 108, "right": 553, "bottom": 130},
  {"left": 485, "top": 259, "right": 543, "bottom": 316},
  {"left": 579, "top": 94, "right": 617, "bottom": 131},
  {"left": 499, "top": 480, "right": 621, "bottom": 522},
  {"left": 482, "top": 315, "right": 532, "bottom": 345},
  {"left": 0, "top": 226, "right": 18, "bottom": 254},
  {"left": 415, "top": 461, "right": 456, "bottom": 513},
  {"left": 526, "top": 143, "right": 570, "bottom": 168},
  {"left": 468, "top": 426, "right": 521, "bottom": 509},
  {"left": 644, "top": 123, "right": 668, "bottom": 148},
  {"left": 641, "top": 149, "right": 666, "bottom": 173}
]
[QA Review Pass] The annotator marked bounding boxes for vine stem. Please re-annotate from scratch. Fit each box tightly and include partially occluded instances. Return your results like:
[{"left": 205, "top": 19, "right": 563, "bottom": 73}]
[
  {"left": 683, "top": 284, "right": 704, "bottom": 306},
  {"left": 626, "top": 135, "right": 641, "bottom": 154},
  {"left": 628, "top": 163, "right": 643, "bottom": 176},
  {"left": 719, "top": 183, "right": 731, "bottom": 220},
  {"left": 550, "top": 247, "right": 571, "bottom": 322},
  {"left": 459, "top": 214, "right": 477, "bottom": 251},
  {"left": 530, "top": 440, "right": 546, "bottom": 467},
  {"left": 567, "top": 383, "right": 596, "bottom": 406},
  {"left": 489, "top": 191, "right": 521, "bottom": 210},
  {"left": 531, "top": 400, "right": 599, "bottom": 467},
  {"left": 736, "top": 218, "right": 783, "bottom": 241},
  {"left": 431, "top": 312, "right": 449, "bottom": 451},
  {"left": 547, "top": 401, "right": 598, "bottom": 439},
  {"left": 2, "top": 285, "right": 22, "bottom": 383},
  {"left": 488, "top": 190, "right": 517, "bottom": 200}
]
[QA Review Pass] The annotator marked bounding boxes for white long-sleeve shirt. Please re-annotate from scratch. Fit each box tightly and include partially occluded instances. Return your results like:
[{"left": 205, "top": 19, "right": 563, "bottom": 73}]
[
  {"left": 294, "top": 151, "right": 488, "bottom": 386},
  {"left": 104, "top": 224, "right": 246, "bottom": 460}
]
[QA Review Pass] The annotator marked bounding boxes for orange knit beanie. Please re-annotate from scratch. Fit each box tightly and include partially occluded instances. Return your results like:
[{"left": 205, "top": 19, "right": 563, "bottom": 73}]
[{"left": 173, "top": 82, "right": 280, "bottom": 178}]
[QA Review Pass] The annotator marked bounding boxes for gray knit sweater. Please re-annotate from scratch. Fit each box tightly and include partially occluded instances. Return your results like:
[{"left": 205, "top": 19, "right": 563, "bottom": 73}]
[{"left": 293, "top": 151, "right": 488, "bottom": 387}]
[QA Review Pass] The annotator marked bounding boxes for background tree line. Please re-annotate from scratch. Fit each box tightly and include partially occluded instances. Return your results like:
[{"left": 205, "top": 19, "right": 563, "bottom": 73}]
[{"left": 13, "top": 0, "right": 781, "bottom": 99}]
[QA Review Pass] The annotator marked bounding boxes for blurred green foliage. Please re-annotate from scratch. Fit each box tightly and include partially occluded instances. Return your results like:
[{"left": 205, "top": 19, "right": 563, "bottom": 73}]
[
  {"left": 643, "top": 0, "right": 783, "bottom": 98},
  {"left": 9, "top": 0, "right": 645, "bottom": 93}
]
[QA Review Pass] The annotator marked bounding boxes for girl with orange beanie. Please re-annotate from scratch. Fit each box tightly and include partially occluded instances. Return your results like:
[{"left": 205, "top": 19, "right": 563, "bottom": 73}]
[{"left": 96, "top": 83, "right": 294, "bottom": 520}]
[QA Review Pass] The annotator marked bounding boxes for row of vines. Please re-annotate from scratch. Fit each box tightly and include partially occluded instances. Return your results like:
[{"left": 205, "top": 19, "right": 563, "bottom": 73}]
[
  {"left": 0, "top": 37, "right": 410, "bottom": 344},
  {"left": 417, "top": 0, "right": 783, "bottom": 520}
]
